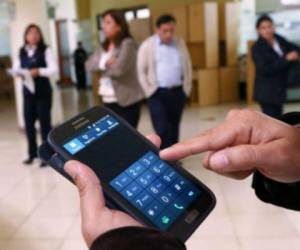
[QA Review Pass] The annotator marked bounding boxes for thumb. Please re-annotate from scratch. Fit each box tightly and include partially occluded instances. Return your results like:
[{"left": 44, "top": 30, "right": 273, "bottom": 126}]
[
  {"left": 64, "top": 160, "right": 106, "bottom": 222},
  {"left": 207, "top": 144, "right": 265, "bottom": 173}
]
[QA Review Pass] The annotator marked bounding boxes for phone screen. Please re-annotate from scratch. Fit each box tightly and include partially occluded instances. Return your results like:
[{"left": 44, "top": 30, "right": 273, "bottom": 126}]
[{"left": 62, "top": 114, "right": 201, "bottom": 230}]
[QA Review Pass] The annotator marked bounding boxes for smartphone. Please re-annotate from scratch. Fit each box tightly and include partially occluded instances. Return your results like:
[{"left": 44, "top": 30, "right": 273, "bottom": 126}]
[{"left": 47, "top": 106, "right": 216, "bottom": 242}]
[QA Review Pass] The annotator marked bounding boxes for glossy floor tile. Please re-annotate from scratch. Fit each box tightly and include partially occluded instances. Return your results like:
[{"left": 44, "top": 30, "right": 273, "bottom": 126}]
[{"left": 0, "top": 88, "right": 300, "bottom": 250}]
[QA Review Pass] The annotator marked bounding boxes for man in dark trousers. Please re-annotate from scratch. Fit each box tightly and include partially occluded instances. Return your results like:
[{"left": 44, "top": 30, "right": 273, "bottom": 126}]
[
  {"left": 137, "top": 15, "right": 192, "bottom": 149},
  {"left": 74, "top": 41, "right": 87, "bottom": 89}
]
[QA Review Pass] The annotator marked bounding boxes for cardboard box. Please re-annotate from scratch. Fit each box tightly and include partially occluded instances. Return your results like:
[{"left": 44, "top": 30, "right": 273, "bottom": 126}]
[
  {"left": 197, "top": 68, "right": 220, "bottom": 106},
  {"left": 219, "top": 66, "right": 239, "bottom": 102},
  {"left": 129, "top": 18, "right": 151, "bottom": 44}
]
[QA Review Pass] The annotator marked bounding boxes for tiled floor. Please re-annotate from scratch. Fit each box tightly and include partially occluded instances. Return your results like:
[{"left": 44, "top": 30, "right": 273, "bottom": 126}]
[{"left": 0, "top": 88, "right": 300, "bottom": 250}]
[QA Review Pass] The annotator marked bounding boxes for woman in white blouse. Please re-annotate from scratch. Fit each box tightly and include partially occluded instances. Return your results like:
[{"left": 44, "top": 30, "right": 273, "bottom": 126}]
[
  {"left": 13, "top": 24, "right": 58, "bottom": 166},
  {"left": 86, "top": 9, "right": 144, "bottom": 128}
]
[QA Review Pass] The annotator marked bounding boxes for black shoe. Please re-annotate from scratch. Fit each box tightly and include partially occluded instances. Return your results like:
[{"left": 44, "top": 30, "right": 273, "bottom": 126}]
[
  {"left": 40, "top": 162, "right": 48, "bottom": 168},
  {"left": 23, "top": 157, "right": 35, "bottom": 165}
]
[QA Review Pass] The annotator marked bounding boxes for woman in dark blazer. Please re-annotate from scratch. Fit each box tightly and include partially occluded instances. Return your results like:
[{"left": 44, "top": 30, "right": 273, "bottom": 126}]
[{"left": 252, "top": 15, "right": 300, "bottom": 119}]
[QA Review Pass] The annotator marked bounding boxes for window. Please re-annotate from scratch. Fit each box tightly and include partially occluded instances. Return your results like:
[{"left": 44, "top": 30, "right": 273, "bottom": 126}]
[
  {"left": 125, "top": 11, "right": 135, "bottom": 22},
  {"left": 123, "top": 5, "right": 150, "bottom": 21},
  {"left": 136, "top": 8, "right": 150, "bottom": 19}
]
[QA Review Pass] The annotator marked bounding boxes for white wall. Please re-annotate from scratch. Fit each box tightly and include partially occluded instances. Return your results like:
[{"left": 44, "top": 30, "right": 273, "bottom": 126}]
[
  {"left": 47, "top": 0, "right": 79, "bottom": 83},
  {"left": 47, "top": 0, "right": 78, "bottom": 53},
  {"left": 0, "top": 2, "right": 12, "bottom": 56},
  {"left": 256, "top": 0, "right": 282, "bottom": 13},
  {"left": 47, "top": 0, "right": 77, "bottom": 19},
  {"left": 240, "top": 0, "right": 257, "bottom": 54},
  {"left": 271, "top": 9, "right": 300, "bottom": 44},
  {"left": 0, "top": 23, "right": 11, "bottom": 56}
]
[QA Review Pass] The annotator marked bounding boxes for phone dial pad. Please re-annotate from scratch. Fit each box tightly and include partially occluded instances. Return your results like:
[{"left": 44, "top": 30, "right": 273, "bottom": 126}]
[{"left": 110, "top": 152, "right": 200, "bottom": 229}]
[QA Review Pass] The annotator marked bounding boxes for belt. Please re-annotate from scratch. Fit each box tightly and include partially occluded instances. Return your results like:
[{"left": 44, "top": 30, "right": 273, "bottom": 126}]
[{"left": 158, "top": 85, "right": 182, "bottom": 91}]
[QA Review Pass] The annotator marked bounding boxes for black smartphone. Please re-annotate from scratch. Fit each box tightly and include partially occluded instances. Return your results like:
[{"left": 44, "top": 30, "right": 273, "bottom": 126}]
[{"left": 47, "top": 106, "right": 216, "bottom": 242}]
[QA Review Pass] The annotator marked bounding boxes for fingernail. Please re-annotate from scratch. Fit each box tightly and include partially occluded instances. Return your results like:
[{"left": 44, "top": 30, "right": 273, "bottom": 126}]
[
  {"left": 161, "top": 148, "right": 171, "bottom": 154},
  {"left": 159, "top": 149, "right": 165, "bottom": 155},
  {"left": 159, "top": 149, "right": 169, "bottom": 158},
  {"left": 210, "top": 152, "right": 229, "bottom": 169}
]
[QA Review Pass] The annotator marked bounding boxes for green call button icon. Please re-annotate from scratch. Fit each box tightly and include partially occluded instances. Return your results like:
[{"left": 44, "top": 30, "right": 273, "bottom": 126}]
[{"left": 161, "top": 215, "right": 170, "bottom": 224}]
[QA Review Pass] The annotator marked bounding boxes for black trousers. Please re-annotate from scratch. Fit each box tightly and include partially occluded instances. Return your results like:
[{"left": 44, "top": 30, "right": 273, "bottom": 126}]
[
  {"left": 260, "top": 103, "right": 283, "bottom": 119},
  {"left": 148, "top": 87, "right": 186, "bottom": 149},
  {"left": 75, "top": 66, "right": 86, "bottom": 89},
  {"left": 104, "top": 101, "right": 141, "bottom": 129},
  {"left": 24, "top": 93, "right": 52, "bottom": 158}
]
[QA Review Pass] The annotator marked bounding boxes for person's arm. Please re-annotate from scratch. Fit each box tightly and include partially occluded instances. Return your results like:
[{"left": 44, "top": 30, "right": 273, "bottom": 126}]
[
  {"left": 85, "top": 48, "right": 102, "bottom": 72},
  {"left": 11, "top": 52, "right": 28, "bottom": 77},
  {"left": 64, "top": 160, "right": 142, "bottom": 248},
  {"left": 65, "top": 157, "right": 186, "bottom": 250},
  {"left": 83, "top": 50, "right": 88, "bottom": 61},
  {"left": 180, "top": 39, "right": 192, "bottom": 96},
  {"left": 137, "top": 41, "right": 151, "bottom": 92},
  {"left": 277, "top": 36, "right": 300, "bottom": 61},
  {"left": 287, "top": 41, "right": 300, "bottom": 54},
  {"left": 12, "top": 55, "right": 21, "bottom": 73},
  {"left": 104, "top": 39, "right": 136, "bottom": 79},
  {"left": 281, "top": 36, "right": 300, "bottom": 54},
  {"left": 38, "top": 48, "right": 58, "bottom": 77},
  {"left": 90, "top": 227, "right": 186, "bottom": 250},
  {"left": 161, "top": 109, "right": 300, "bottom": 183},
  {"left": 252, "top": 45, "right": 291, "bottom": 77},
  {"left": 98, "top": 53, "right": 107, "bottom": 71}
]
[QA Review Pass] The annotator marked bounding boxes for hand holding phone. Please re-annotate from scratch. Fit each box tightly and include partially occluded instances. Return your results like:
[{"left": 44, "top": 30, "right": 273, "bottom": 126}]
[
  {"left": 42, "top": 106, "right": 215, "bottom": 242},
  {"left": 64, "top": 134, "right": 161, "bottom": 247},
  {"left": 65, "top": 160, "right": 141, "bottom": 247}
]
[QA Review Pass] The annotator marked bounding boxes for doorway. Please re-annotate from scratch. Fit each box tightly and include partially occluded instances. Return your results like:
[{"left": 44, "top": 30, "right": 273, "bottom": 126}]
[{"left": 55, "top": 19, "right": 72, "bottom": 85}]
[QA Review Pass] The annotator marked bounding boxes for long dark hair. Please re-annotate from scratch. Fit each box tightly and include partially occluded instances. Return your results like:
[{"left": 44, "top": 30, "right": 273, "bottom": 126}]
[
  {"left": 101, "top": 9, "right": 132, "bottom": 51},
  {"left": 22, "top": 24, "right": 47, "bottom": 52}
]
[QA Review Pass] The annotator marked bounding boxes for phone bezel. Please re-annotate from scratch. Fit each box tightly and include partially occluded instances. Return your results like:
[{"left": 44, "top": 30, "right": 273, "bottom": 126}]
[{"left": 48, "top": 106, "right": 216, "bottom": 242}]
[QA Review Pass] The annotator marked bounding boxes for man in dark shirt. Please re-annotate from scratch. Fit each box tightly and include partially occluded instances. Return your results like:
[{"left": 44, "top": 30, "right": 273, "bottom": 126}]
[{"left": 65, "top": 110, "right": 300, "bottom": 249}]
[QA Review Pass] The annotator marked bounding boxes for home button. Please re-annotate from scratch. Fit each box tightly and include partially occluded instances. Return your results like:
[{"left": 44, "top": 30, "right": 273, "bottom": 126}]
[{"left": 184, "top": 210, "right": 199, "bottom": 224}]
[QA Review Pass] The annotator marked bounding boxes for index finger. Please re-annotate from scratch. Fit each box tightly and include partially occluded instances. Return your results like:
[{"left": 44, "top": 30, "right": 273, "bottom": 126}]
[{"left": 160, "top": 119, "right": 249, "bottom": 161}]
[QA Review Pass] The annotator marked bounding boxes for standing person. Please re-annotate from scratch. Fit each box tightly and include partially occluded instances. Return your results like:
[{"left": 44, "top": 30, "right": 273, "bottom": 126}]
[
  {"left": 73, "top": 41, "right": 87, "bottom": 90},
  {"left": 252, "top": 15, "right": 300, "bottom": 119},
  {"left": 12, "top": 24, "right": 58, "bottom": 166},
  {"left": 137, "top": 14, "right": 192, "bottom": 149},
  {"left": 86, "top": 9, "right": 144, "bottom": 128}
]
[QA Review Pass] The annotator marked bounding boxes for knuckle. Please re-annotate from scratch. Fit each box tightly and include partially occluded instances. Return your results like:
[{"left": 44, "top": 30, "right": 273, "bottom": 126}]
[
  {"left": 228, "top": 109, "right": 256, "bottom": 121},
  {"left": 241, "top": 145, "right": 258, "bottom": 165},
  {"left": 226, "top": 109, "right": 241, "bottom": 120},
  {"left": 277, "top": 141, "right": 293, "bottom": 163},
  {"left": 238, "top": 109, "right": 255, "bottom": 120}
]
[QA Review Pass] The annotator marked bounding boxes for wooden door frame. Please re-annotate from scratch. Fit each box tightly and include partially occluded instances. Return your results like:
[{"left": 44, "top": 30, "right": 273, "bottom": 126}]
[{"left": 55, "top": 19, "right": 72, "bottom": 85}]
